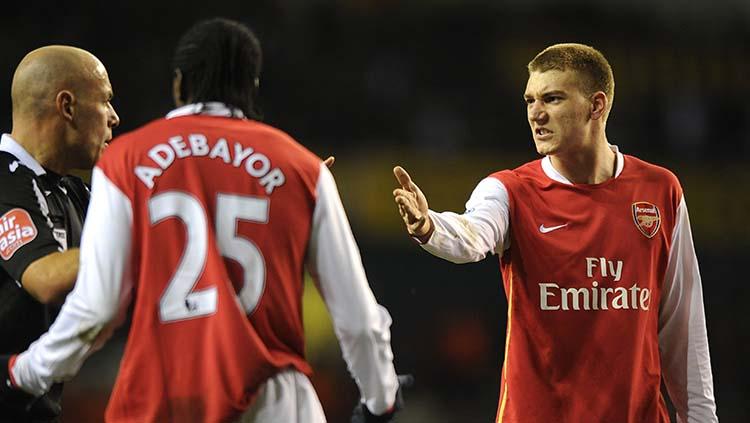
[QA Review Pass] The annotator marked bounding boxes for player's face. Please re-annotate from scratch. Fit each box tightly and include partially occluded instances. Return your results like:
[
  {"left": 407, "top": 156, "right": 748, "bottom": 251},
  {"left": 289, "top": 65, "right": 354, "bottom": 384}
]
[
  {"left": 524, "top": 70, "right": 592, "bottom": 156},
  {"left": 70, "top": 61, "right": 120, "bottom": 169}
]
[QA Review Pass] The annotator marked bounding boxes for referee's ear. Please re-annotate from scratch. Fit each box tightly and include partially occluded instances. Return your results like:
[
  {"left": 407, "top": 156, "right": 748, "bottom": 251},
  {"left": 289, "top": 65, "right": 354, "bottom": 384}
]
[{"left": 56, "top": 90, "right": 75, "bottom": 122}]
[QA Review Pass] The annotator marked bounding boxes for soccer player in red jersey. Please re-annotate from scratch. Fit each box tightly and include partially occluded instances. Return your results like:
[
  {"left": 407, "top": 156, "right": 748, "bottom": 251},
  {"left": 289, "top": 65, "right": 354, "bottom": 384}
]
[
  {"left": 394, "top": 43, "right": 717, "bottom": 422},
  {"left": 2, "top": 19, "right": 405, "bottom": 422}
]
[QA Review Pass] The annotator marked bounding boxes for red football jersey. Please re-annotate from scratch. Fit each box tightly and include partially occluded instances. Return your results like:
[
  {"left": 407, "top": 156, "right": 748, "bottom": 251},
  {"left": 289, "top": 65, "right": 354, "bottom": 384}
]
[
  {"left": 96, "top": 113, "right": 321, "bottom": 422},
  {"left": 491, "top": 155, "right": 681, "bottom": 423}
]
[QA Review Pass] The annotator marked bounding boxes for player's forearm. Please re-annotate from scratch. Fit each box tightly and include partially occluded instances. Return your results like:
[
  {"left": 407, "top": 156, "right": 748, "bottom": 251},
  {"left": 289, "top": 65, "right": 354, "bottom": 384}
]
[
  {"left": 418, "top": 177, "right": 509, "bottom": 263},
  {"left": 308, "top": 164, "right": 399, "bottom": 413},
  {"left": 313, "top": 266, "right": 398, "bottom": 413},
  {"left": 419, "top": 210, "right": 498, "bottom": 263},
  {"left": 312, "top": 273, "right": 399, "bottom": 415},
  {"left": 21, "top": 249, "right": 79, "bottom": 304},
  {"left": 11, "top": 295, "right": 105, "bottom": 395},
  {"left": 335, "top": 304, "right": 399, "bottom": 415}
]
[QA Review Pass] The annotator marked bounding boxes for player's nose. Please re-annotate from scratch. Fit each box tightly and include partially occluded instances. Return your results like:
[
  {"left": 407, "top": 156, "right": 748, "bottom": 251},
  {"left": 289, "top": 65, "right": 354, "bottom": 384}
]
[{"left": 528, "top": 106, "right": 548, "bottom": 124}]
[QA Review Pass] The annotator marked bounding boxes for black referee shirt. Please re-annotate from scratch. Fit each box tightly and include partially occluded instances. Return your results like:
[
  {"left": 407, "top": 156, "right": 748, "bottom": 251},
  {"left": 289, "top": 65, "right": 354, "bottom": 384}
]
[{"left": 0, "top": 144, "right": 89, "bottom": 355}]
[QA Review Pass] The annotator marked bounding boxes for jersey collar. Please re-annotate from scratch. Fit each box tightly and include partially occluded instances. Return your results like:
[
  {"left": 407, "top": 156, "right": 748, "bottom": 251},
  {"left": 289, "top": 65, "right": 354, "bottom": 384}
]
[
  {"left": 541, "top": 144, "right": 624, "bottom": 185},
  {"left": 0, "top": 133, "right": 46, "bottom": 176},
  {"left": 166, "top": 102, "right": 246, "bottom": 119}
]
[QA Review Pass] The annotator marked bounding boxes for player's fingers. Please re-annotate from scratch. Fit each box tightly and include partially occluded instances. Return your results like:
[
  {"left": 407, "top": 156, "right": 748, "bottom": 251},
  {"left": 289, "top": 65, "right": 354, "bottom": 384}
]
[
  {"left": 323, "top": 156, "right": 335, "bottom": 168},
  {"left": 397, "top": 203, "right": 408, "bottom": 219},
  {"left": 394, "top": 191, "right": 417, "bottom": 205},
  {"left": 393, "top": 188, "right": 415, "bottom": 199},
  {"left": 395, "top": 198, "right": 419, "bottom": 222},
  {"left": 393, "top": 166, "right": 416, "bottom": 191},
  {"left": 394, "top": 195, "right": 413, "bottom": 209},
  {"left": 398, "top": 199, "right": 422, "bottom": 221},
  {"left": 397, "top": 204, "right": 418, "bottom": 226}
]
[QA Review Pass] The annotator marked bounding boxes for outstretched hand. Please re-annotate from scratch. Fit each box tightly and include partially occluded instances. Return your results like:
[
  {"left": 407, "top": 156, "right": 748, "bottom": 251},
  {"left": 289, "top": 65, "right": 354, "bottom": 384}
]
[{"left": 392, "top": 166, "right": 432, "bottom": 239}]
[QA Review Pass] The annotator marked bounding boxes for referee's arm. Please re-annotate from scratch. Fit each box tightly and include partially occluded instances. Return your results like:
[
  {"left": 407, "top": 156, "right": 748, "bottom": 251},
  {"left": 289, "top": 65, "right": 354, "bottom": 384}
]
[
  {"left": 21, "top": 250, "right": 78, "bottom": 304},
  {"left": 0, "top": 162, "right": 78, "bottom": 305}
]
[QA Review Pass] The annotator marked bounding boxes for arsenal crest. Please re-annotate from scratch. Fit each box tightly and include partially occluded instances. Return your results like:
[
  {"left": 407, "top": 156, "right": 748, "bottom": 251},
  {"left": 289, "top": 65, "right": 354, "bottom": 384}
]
[{"left": 632, "top": 202, "right": 661, "bottom": 238}]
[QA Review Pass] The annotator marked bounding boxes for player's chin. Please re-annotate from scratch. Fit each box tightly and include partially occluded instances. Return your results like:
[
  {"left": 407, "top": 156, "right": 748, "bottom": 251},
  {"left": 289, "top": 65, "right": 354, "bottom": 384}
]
[{"left": 533, "top": 140, "right": 556, "bottom": 156}]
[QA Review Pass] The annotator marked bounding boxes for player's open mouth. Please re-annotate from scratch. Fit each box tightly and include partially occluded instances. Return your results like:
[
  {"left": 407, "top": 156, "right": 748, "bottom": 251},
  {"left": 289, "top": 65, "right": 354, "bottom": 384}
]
[{"left": 535, "top": 127, "right": 553, "bottom": 139}]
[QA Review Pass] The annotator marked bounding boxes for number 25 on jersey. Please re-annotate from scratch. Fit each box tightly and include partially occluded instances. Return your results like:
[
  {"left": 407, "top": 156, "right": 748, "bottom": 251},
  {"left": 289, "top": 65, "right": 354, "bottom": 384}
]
[{"left": 149, "top": 192, "right": 268, "bottom": 323}]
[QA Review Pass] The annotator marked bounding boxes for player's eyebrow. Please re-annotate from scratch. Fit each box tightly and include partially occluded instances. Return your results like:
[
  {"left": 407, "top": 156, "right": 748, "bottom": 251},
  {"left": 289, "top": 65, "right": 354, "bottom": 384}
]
[
  {"left": 540, "top": 90, "right": 566, "bottom": 97},
  {"left": 524, "top": 90, "right": 566, "bottom": 99}
]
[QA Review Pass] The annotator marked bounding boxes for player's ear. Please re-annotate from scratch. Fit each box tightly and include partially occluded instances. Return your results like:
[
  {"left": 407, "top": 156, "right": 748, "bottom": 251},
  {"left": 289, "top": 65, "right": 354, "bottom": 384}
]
[
  {"left": 56, "top": 90, "right": 75, "bottom": 122},
  {"left": 172, "top": 69, "right": 184, "bottom": 107},
  {"left": 590, "top": 91, "right": 608, "bottom": 121}
]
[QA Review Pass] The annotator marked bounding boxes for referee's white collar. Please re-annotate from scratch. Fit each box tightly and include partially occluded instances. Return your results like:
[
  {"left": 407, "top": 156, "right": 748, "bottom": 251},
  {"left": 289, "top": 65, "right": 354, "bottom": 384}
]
[
  {"left": 0, "top": 134, "right": 46, "bottom": 176},
  {"left": 166, "top": 102, "right": 246, "bottom": 119},
  {"left": 541, "top": 144, "right": 624, "bottom": 185}
]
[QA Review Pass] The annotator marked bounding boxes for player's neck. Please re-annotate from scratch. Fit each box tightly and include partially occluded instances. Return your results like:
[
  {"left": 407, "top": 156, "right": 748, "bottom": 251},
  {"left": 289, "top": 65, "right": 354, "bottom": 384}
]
[
  {"left": 11, "top": 121, "right": 69, "bottom": 175},
  {"left": 549, "top": 139, "right": 616, "bottom": 185}
]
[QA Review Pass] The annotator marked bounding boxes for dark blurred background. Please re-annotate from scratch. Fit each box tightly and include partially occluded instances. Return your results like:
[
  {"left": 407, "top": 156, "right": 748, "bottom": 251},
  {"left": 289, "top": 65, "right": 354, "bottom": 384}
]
[{"left": 2, "top": 1, "right": 749, "bottom": 422}]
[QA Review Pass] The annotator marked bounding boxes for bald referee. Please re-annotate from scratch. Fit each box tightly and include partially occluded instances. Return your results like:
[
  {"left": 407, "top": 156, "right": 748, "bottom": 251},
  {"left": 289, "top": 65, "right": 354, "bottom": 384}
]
[{"left": 0, "top": 45, "right": 119, "bottom": 422}]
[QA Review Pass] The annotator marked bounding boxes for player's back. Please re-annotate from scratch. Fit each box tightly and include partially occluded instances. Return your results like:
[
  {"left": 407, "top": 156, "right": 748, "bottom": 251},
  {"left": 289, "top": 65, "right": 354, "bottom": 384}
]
[{"left": 96, "top": 110, "right": 321, "bottom": 423}]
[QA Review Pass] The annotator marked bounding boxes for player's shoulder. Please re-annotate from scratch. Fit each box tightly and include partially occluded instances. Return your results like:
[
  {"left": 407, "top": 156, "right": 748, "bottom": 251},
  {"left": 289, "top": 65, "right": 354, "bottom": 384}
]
[
  {"left": 622, "top": 154, "right": 681, "bottom": 188},
  {"left": 247, "top": 120, "right": 320, "bottom": 166},
  {"left": 104, "top": 117, "right": 171, "bottom": 155},
  {"left": 488, "top": 158, "right": 544, "bottom": 184},
  {"left": 93, "top": 118, "right": 169, "bottom": 191},
  {"left": 98, "top": 117, "right": 163, "bottom": 160}
]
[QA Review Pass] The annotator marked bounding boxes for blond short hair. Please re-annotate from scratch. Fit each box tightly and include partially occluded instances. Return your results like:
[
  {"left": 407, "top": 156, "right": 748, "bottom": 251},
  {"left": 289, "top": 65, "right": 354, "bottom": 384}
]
[{"left": 528, "top": 43, "right": 615, "bottom": 114}]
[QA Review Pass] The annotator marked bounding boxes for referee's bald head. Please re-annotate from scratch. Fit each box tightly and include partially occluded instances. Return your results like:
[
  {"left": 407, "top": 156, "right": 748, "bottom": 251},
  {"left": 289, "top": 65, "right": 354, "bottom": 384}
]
[{"left": 11, "top": 45, "right": 106, "bottom": 120}]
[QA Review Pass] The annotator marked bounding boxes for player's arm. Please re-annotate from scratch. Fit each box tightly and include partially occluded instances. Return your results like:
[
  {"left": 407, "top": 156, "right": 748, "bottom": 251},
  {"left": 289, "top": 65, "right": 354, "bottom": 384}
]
[
  {"left": 8, "top": 167, "right": 134, "bottom": 396},
  {"left": 21, "top": 249, "right": 79, "bottom": 304},
  {"left": 658, "top": 195, "right": 718, "bottom": 423},
  {"left": 305, "top": 164, "right": 399, "bottom": 417},
  {"left": 392, "top": 166, "right": 510, "bottom": 263}
]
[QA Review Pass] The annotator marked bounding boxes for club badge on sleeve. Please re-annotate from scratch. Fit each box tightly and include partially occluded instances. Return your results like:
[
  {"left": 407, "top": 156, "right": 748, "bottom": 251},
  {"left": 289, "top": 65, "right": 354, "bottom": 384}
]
[
  {"left": 0, "top": 208, "right": 38, "bottom": 260},
  {"left": 631, "top": 201, "right": 661, "bottom": 239}
]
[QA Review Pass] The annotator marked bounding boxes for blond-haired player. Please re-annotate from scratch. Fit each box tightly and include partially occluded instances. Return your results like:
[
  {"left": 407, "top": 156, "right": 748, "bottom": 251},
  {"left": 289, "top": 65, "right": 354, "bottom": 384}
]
[{"left": 394, "top": 43, "right": 717, "bottom": 423}]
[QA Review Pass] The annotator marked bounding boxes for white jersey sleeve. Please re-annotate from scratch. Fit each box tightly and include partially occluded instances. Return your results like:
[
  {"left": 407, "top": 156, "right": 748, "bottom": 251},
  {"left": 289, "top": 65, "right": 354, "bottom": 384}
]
[
  {"left": 420, "top": 177, "right": 510, "bottom": 263},
  {"left": 11, "top": 167, "right": 134, "bottom": 396},
  {"left": 658, "top": 195, "right": 718, "bottom": 423},
  {"left": 305, "top": 164, "right": 399, "bottom": 415}
]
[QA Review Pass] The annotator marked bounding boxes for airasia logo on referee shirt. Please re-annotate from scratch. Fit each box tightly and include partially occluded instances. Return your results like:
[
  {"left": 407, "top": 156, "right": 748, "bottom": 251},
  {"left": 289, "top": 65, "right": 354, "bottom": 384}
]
[{"left": 0, "top": 208, "right": 38, "bottom": 260}]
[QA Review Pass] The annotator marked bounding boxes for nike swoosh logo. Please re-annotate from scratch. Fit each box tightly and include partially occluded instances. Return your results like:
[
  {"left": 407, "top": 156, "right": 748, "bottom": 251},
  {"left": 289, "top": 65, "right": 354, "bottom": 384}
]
[{"left": 539, "top": 223, "right": 568, "bottom": 233}]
